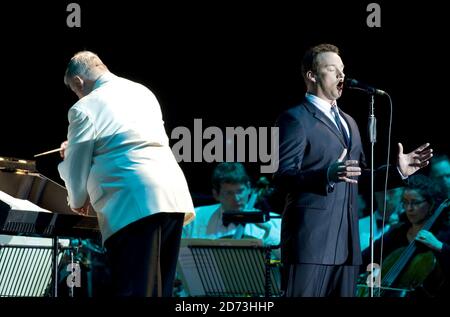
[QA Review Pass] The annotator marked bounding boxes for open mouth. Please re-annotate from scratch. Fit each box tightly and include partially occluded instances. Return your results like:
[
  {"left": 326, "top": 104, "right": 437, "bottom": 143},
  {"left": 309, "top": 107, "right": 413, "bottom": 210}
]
[{"left": 337, "top": 81, "right": 344, "bottom": 91}]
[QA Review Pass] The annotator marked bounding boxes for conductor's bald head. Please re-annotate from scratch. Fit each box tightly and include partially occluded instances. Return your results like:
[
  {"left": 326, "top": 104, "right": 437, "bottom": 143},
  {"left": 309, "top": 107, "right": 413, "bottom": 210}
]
[{"left": 64, "top": 51, "right": 109, "bottom": 99}]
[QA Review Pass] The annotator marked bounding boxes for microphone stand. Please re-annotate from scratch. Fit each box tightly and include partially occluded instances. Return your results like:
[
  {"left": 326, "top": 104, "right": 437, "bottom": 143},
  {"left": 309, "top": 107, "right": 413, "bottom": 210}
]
[{"left": 368, "top": 94, "right": 376, "bottom": 297}]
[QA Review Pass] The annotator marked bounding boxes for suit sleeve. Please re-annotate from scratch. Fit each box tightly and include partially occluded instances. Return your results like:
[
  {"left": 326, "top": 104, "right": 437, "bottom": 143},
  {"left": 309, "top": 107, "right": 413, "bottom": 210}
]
[
  {"left": 355, "top": 121, "right": 406, "bottom": 193},
  {"left": 359, "top": 164, "right": 407, "bottom": 194},
  {"left": 273, "top": 111, "right": 329, "bottom": 195},
  {"left": 58, "top": 107, "right": 96, "bottom": 208}
]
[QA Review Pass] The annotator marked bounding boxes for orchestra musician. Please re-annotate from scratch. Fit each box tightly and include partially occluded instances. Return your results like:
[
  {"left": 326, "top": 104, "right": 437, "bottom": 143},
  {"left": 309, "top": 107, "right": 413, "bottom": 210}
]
[
  {"left": 361, "top": 174, "right": 450, "bottom": 297},
  {"left": 182, "top": 162, "right": 281, "bottom": 247}
]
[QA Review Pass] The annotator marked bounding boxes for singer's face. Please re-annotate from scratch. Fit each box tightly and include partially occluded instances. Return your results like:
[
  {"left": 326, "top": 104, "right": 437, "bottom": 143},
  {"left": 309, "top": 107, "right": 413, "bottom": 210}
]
[{"left": 313, "top": 52, "right": 345, "bottom": 103}]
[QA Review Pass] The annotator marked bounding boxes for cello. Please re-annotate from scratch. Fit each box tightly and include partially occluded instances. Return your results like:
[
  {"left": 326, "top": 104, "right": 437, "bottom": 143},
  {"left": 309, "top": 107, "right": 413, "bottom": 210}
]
[{"left": 357, "top": 198, "right": 450, "bottom": 297}]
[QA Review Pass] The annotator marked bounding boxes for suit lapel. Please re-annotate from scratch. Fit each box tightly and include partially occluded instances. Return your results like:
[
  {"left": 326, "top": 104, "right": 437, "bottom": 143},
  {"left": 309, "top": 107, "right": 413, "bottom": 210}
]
[{"left": 303, "top": 100, "right": 348, "bottom": 148}]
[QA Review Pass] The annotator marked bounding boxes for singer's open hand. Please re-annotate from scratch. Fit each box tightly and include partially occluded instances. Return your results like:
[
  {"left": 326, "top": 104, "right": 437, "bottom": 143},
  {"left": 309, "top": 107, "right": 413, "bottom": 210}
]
[
  {"left": 327, "top": 149, "right": 361, "bottom": 184},
  {"left": 397, "top": 143, "right": 433, "bottom": 177}
]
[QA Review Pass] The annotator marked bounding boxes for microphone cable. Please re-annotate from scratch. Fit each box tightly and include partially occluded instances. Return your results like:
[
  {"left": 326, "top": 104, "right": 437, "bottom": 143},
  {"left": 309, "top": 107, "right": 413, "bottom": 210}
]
[{"left": 374, "top": 92, "right": 393, "bottom": 296}]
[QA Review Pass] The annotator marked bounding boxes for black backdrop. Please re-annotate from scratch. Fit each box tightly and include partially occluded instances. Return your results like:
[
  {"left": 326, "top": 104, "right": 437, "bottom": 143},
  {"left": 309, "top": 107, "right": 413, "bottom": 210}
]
[{"left": 2, "top": 0, "right": 448, "bottom": 202}]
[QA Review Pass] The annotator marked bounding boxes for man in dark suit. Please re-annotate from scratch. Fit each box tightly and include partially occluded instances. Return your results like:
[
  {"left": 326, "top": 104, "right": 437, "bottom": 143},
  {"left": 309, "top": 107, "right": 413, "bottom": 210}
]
[{"left": 274, "top": 43, "right": 433, "bottom": 297}]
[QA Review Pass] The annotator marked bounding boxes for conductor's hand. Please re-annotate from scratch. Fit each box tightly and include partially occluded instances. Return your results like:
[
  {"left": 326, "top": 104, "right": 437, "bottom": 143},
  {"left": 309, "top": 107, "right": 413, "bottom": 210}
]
[
  {"left": 71, "top": 198, "right": 91, "bottom": 216},
  {"left": 60, "top": 140, "right": 68, "bottom": 159},
  {"left": 327, "top": 149, "right": 361, "bottom": 184},
  {"left": 397, "top": 142, "right": 433, "bottom": 177}
]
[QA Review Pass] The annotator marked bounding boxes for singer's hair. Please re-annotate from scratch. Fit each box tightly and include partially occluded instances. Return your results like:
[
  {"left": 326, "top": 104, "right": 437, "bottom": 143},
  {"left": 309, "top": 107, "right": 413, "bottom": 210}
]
[
  {"left": 64, "top": 51, "right": 109, "bottom": 85},
  {"left": 212, "top": 162, "right": 250, "bottom": 192},
  {"left": 301, "top": 44, "right": 340, "bottom": 82}
]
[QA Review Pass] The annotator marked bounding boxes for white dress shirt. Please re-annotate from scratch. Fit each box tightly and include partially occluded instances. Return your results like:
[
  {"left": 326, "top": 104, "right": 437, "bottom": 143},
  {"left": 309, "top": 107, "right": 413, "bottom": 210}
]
[
  {"left": 182, "top": 203, "right": 281, "bottom": 247},
  {"left": 305, "top": 93, "right": 350, "bottom": 138}
]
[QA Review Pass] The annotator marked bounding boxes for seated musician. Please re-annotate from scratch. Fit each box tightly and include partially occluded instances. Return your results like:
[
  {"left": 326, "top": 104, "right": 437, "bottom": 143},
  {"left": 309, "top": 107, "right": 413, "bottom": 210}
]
[
  {"left": 361, "top": 174, "right": 450, "bottom": 297},
  {"left": 182, "top": 162, "right": 281, "bottom": 247},
  {"left": 176, "top": 162, "right": 281, "bottom": 297},
  {"left": 359, "top": 187, "right": 405, "bottom": 251}
]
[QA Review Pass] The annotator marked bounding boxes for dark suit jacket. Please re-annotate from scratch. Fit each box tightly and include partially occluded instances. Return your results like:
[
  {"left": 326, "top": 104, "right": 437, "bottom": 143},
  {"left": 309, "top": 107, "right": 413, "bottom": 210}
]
[{"left": 274, "top": 99, "right": 403, "bottom": 266}]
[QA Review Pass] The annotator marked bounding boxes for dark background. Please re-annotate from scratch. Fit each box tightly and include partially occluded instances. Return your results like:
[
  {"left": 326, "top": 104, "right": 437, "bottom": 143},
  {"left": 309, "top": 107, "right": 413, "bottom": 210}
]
[{"left": 1, "top": 0, "right": 448, "bottom": 204}]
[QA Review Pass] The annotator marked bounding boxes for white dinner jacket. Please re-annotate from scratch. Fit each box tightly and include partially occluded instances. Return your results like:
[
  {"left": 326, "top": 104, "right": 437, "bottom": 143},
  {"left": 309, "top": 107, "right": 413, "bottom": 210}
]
[{"left": 58, "top": 72, "right": 195, "bottom": 243}]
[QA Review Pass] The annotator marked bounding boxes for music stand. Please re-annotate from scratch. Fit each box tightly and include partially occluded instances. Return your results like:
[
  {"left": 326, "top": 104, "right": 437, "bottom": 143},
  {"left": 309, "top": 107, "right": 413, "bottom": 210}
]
[
  {"left": 0, "top": 165, "right": 95, "bottom": 297},
  {"left": 0, "top": 235, "right": 70, "bottom": 297},
  {"left": 177, "top": 239, "right": 281, "bottom": 297}
]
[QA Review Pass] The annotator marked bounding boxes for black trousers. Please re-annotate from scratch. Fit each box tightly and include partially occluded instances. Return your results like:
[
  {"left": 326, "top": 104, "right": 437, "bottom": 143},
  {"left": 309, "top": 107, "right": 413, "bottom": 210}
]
[
  {"left": 283, "top": 263, "right": 359, "bottom": 297},
  {"left": 104, "top": 212, "right": 184, "bottom": 297}
]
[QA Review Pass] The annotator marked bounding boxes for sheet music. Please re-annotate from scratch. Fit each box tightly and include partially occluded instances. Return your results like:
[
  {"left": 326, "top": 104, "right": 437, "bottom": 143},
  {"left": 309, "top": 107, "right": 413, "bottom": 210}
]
[
  {"left": 177, "top": 239, "right": 265, "bottom": 296},
  {"left": 0, "top": 190, "right": 51, "bottom": 213},
  {"left": 177, "top": 246, "right": 206, "bottom": 296}
]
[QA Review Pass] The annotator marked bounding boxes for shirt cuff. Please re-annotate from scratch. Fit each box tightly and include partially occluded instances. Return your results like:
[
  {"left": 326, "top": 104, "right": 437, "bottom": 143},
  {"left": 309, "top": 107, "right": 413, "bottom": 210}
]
[{"left": 397, "top": 166, "right": 408, "bottom": 180}]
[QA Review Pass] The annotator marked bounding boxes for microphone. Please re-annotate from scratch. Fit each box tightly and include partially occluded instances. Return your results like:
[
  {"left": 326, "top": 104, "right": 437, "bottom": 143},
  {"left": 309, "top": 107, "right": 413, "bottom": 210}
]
[{"left": 345, "top": 78, "right": 386, "bottom": 96}]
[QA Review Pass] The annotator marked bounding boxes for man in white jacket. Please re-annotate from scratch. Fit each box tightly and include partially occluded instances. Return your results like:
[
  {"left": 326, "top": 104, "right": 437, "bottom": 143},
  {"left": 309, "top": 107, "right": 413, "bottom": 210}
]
[{"left": 58, "top": 51, "right": 195, "bottom": 296}]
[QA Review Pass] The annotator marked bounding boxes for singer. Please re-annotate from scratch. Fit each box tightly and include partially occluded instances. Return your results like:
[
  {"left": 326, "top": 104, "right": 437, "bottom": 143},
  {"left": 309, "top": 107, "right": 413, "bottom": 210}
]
[{"left": 273, "top": 43, "right": 433, "bottom": 297}]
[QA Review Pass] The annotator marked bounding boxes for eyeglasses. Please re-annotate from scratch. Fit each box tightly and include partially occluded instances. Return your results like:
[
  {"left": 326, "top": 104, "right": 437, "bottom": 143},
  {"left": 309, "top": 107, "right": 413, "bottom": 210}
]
[{"left": 401, "top": 199, "right": 427, "bottom": 209}]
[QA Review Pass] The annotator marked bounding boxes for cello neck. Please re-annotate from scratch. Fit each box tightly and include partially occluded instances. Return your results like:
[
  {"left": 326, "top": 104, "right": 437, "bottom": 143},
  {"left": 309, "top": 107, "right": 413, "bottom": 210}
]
[{"left": 422, "top": 198, "right": 450, "bottom": 232}]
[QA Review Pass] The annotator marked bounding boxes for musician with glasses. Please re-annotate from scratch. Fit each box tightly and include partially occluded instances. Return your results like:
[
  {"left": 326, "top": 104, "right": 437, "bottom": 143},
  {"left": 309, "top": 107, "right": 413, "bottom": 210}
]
[{"left": 361, "top": 174, "right": 450, "bottom": 297}]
